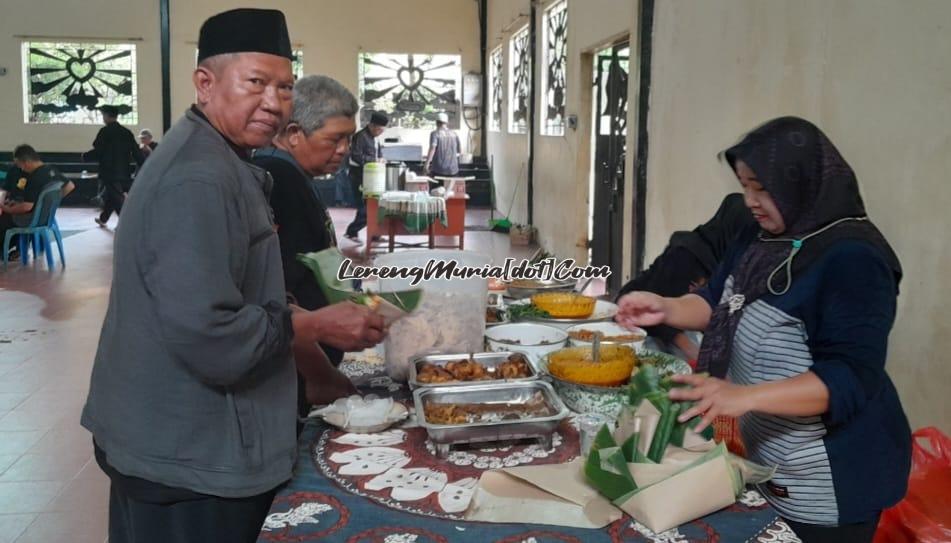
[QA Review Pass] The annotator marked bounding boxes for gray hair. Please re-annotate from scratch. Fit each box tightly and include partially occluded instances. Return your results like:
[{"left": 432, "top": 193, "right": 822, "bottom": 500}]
[
  {"left": 139, "top": 129, "right": 153, "bottom": 138},
  {"left": 290, "top": 75, "right": 358, "bottom": 134}
]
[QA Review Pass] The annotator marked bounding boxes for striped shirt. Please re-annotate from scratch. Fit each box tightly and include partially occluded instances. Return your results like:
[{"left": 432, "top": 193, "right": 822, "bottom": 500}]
[{"left": 699, "top": 227, "right": 911, "bottom": 526}]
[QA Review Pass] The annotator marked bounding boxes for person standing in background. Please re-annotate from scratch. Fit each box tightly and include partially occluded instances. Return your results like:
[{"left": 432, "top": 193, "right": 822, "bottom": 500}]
[
  {"left": 343, "top": 111, "right": 388, "bottom": 241},
  {"left": 83, "top": 105, "right": 144, "bottom": 226},
  {"left": 425, "top": 111, "right": 461, "bottom": 178}
]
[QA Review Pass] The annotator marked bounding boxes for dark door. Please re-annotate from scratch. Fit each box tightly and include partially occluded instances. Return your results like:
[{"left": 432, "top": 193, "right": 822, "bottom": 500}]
[{"left": 591, "top": 44, "right": 629, "bottom": 292}]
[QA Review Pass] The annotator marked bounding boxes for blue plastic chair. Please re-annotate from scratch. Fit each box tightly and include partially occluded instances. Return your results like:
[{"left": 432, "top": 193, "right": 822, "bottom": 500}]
[{"left": 3, "top": 181, "right": 66, "bottom": 270}]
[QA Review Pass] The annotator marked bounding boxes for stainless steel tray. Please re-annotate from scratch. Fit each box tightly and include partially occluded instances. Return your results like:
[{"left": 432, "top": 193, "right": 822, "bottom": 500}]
[
  {"left": 505, "top": 279, "right": 576, "bottom": 299},
  {"left": 413, "top": 381, "right": 569, "bottom": 457},
  {"left": 408, "top": 351, "right": 538, "bottom": 390}
]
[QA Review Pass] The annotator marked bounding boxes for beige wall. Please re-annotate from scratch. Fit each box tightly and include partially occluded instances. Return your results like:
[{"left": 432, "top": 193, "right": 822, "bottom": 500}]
[
  {"left": 646, "top": 0, "right": 951, "bottom": 431},
  {"left": 169, "top": 0, "right": 481, "bottom": 152},
  {"left": 486, "top": 0, "right": 638, "bottom": 278},
  {"left": 0, "top": 0, "right": 162, "bottom": 151},
  {"left": 0, "top": 0, "right": 479, "bottom": 154}
]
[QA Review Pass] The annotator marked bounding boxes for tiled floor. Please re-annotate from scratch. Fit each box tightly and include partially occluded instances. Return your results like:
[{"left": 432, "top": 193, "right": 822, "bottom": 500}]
[{"left": 0, "top": 205, "right": 571, "bottom": 542}]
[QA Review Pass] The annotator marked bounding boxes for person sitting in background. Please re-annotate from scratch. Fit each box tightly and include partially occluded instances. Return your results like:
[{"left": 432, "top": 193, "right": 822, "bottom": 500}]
[
  {"left": 616, "top": 193, "right": 753, "bottom": 361},
  {"left": 0, "top": 144, "right": 67, "bottom": 258},
  {"left": 138, "top": 129, "right": 158, "bottom": 159},
  {"left": 253, "top": 75, "right": 385, "bottom": 418},
  {"left": 83, "top": 104, "right": 144, "bottom": 227},
  {"left": 616, "top": 117, "right": 910, "bottom": 542},
  {"left": 425, "top": 111, "right": 461, "bottom": 179}
]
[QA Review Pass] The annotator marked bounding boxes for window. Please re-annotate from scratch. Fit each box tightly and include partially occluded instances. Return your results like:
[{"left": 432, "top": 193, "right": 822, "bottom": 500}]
[
  {"left": 489, "top": 47, "right": 504, "bottom": 132},
  {"left": 358, "top": 52, "right": 461, "bottom": 129},
  {"left": 541, "top": 0, "right": 567, "bottom": 136},
  {"left": 508, "top": 26, "right": 530, "bottom": 134},
  {"left": 22, "top": 41, "right": 137, "bottom": 125}
]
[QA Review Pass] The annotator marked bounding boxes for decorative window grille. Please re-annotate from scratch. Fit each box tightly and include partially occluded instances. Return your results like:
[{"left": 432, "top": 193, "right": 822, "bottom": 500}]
[
  {"left": 508, "top": 26, "right": 530, "bottom": 134},
  {"left": 541, "top": 0, "right": 567, "bottom": 136},
  {"left": 358, "top": 52, "right": 461, "bottom": 129},
  {"left": 22, "top": 41, "right": 137, "bottom": 124}
]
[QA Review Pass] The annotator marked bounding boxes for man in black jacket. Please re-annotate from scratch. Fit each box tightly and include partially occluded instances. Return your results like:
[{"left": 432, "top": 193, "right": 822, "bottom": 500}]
[
  {"left": 254, "top": 75, "right": 384, "bottom": 418},
  {"left": 83, "top": 105, "right": 144, "bottom": 226},
  {"left": 343, "top": 110, "right": 388, "bottom": 240}
]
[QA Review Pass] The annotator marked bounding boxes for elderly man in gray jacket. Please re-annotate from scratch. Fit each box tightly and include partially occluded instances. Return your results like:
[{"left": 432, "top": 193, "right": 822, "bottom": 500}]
[{"left": 80, "top": 9, "right": 385, "bottom": 543}]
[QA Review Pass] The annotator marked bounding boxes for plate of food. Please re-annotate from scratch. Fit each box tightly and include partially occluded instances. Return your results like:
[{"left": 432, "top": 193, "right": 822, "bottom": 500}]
[{"left": 507, "top": 294, "right": 618, "bottom": 329}]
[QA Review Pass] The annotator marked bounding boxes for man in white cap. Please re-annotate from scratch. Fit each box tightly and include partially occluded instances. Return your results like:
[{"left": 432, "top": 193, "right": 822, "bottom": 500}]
[{"left": 424, "top": 111, "right": 461, "bottom": 178}]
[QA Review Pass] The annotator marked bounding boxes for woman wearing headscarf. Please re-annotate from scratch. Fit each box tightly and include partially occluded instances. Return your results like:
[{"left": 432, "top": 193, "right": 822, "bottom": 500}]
[
  {"left": 616, "top": 193, "right": 754, "bottom": 360},
  {"left": 616, "top": 117, "right": 911, "bottom": 542}
]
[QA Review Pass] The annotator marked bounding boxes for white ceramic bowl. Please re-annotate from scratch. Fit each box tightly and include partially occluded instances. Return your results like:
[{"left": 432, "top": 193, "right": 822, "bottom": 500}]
[
  {"left": 566, "top": 322, "right": 647, "bottom": 352},
  {"left": 484, "top": 323, "right": 569, "bottom": 361}
]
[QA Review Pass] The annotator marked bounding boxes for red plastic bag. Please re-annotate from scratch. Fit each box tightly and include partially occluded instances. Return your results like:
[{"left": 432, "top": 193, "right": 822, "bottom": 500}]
[{"left": 874, "top": 427, "right": 951, "bottom": 543}]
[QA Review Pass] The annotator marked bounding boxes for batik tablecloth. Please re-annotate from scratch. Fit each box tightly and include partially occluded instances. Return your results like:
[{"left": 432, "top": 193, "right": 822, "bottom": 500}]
[
  {"left": 376, "top": 191, "right": 448, "bottom": 233},
  {"left": 258, "top": 351, "right": 801, "bottom": 543}
]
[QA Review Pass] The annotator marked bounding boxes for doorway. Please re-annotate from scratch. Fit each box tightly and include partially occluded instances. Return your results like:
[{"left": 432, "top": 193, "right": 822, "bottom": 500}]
[{"left": 589, "top": 42, "right": 629, "bottom": 293}]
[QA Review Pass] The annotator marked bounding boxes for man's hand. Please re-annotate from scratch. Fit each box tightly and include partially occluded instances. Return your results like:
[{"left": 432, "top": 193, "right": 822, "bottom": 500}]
[
  {"left": 292, "top": 301, "right": 386, "bottom": 352},
  {"left": 616, "top": 291, "right": 668, "bottom": 328}
]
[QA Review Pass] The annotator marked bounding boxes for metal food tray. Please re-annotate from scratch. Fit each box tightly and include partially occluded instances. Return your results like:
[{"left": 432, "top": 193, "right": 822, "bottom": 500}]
[
  {"left": 413, "top": 381, "right": 569, "bottom": 457},
  {"left": 505, "top": 279, "right": 576, "bottom": 299},
  {"left": 408, "top": 351, "right": 538, "bottom": 390}
]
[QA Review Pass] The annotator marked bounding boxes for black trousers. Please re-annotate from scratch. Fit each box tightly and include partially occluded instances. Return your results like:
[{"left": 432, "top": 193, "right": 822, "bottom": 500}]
[
  {"left": 99, "top": 178, "right": 128, "bottom": 222},
  {"left": 108, "top": 480, "right": 278, "bottom": 543},
  {"left": 785, "top": 515, "right": 880, "bottom": 543},
  {"left": 345, "top": 166, "right": 367, "bottom": 237}
]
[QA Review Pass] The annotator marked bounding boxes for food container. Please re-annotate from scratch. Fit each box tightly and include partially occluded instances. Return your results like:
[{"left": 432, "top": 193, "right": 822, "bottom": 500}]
[
  {"left": 505, "top": 278, "right": 576, "bottom": 300},
  {"left": 414, "top": 381, "right": 569, "bottom": 457},
  {"left": 566, "top": 322, "right": 647, "bottom": 353},
  {"left": 538, "top": 350, "right": 693, "bottom": 417},
  {"left": 408, "top": 351, "right": 538, "bottom": 389},
  {"left": 484, "top": 323, "right": 568, "bottom": 361},
  {"left": 376, "top": 250, "right": 491, "bottom": 381}
]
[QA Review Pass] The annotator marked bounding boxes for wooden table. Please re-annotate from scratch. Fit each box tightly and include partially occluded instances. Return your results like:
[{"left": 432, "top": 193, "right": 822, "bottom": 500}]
[{"left": 364, "top": 194, "right": 468, "bottom": 257}]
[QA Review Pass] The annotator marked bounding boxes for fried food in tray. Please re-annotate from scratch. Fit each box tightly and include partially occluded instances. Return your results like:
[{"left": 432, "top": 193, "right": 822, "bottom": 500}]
[
  {"left": 416, "top": 354, "right": 532, "bottom": 384},
  {"left": 423, "top": 392, "right": 554, "bottom": 425}
]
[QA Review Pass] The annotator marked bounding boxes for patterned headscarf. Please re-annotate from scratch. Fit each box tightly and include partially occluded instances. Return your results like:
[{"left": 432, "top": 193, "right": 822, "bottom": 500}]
[{"left": 697, "top": 117, "right": 902, "bottom": 378}]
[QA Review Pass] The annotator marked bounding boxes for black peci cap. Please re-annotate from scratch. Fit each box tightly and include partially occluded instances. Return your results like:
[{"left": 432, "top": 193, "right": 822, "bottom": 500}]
[{"left": 197, "top": 8, "right": 293, "bottom": 63}]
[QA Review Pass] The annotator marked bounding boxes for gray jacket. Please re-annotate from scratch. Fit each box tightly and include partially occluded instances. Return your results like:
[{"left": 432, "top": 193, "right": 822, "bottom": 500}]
[{"left": 81, "top": 108, "right": 297, "bottom": 498}]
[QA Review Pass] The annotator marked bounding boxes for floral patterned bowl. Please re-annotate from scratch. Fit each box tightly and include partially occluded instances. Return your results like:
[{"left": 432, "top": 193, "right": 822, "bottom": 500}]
[{"left": 536, "top": 350, "right": 692, "bottom": 417}]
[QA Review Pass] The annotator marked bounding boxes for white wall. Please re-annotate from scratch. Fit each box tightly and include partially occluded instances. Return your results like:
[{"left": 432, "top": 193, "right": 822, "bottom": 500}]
[
  {"left": 486, "top": 0, "right": 530, "bottom": 225},
  {"left": 486, "top": 0, "right": 638, "bottom": 276},
  {"left": 646, "top": 0, "right": 951, "bottom": 431},
  {"left": 0, "top": 0, "right": 162, "bottom": 151},
  {"left": 169, "top": 0, "right": 481, "bottom": 154}
]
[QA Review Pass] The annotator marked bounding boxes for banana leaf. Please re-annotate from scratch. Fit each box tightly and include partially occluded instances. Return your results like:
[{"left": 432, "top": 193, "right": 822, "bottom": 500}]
[
  {"left": 297, "top": 248, "right": 423, "bottom": 312},
  {"left": 585, "top": 445, "right": 638, "bottom": 501}
]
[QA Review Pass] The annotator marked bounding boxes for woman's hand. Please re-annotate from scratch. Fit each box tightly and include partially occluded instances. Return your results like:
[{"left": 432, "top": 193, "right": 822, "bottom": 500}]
[
  {"left": 615, "top": 291, "right": 668, "bottom": 328},
  {"left": 668, "top": 373, "right": 756, "bottom": 432}
]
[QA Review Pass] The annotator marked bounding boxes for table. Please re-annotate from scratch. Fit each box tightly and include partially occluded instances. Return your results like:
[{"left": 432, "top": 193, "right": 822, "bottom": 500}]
[
  {"left": 365, "top": 195, "right": 468, "bottom": 257},
  {"left": 257, "top": 353, "right": 799, "bottom": 543}
]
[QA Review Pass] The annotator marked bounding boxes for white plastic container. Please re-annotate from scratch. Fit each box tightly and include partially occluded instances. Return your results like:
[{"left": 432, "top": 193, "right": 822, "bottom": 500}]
[
  {"left": 376, "top": 250, "right": 490, "bottom": 381},
  {"left": 362, "top": 162, "right": 386, "bottom": 197}
]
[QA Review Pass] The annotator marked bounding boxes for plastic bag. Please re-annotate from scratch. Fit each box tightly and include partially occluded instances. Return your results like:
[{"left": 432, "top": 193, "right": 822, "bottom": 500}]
[{"left": 874, "top": 427, "right": 951, "bottom": 543}]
